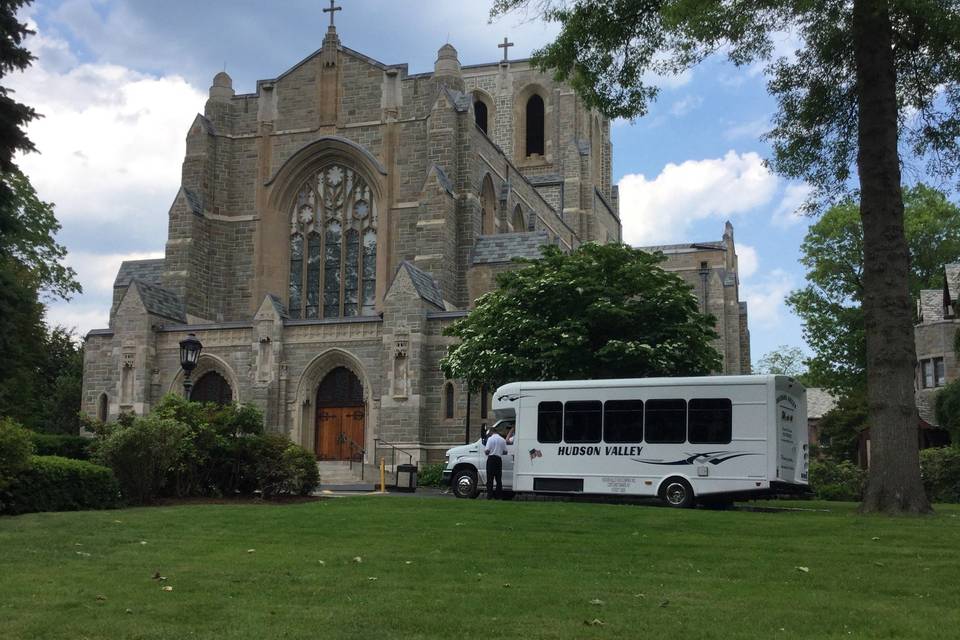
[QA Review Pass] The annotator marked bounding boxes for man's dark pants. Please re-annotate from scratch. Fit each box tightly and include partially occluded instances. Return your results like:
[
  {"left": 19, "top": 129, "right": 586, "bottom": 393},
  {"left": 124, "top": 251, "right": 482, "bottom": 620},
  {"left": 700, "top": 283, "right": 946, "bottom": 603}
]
[{"left": 486, "top": 454, "right": 502, "bottom": 499}]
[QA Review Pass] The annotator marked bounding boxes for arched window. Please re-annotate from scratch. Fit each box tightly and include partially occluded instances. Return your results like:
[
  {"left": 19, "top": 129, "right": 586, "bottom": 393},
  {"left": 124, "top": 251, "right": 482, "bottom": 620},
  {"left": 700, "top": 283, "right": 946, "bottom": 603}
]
[
  {"left": 192, "top": 371, "right": 233, "bottom": 406},
  {"left": 97, "top": 393, "right": 108, "bottom": 422},
  {"left": 444, "top": 382, "right": 455, "bottom": 419},
  {"left": 511, "top": 205, "right": 525, "bottom": 232},
  {"left": 289, "top": 163, "right": 377, "bottom": 319},
  {"left": 474, "top": 100, "right": 488, "bottom": 134},
  {"left": 525, "top": 94, "right": 545, "bottom": 156},
  {"left": 480, "top": 175, "right": 497, "bottom": 235}
]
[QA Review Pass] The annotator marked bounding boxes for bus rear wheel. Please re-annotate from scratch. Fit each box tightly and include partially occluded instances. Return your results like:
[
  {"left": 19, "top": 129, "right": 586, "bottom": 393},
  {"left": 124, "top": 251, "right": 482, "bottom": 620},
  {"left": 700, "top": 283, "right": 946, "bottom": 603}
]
[
  {"left": 452, "top": 468, "right": 479, "bottom": 499},
  {"left": 661, "top": 478, "right": 694, "bottom": 508}
]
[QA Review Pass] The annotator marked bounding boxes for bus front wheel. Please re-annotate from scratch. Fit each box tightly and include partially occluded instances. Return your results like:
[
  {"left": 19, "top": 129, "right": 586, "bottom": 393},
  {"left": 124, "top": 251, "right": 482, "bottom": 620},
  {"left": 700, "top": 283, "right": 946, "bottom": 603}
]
[
  {"left": 452, "top": 468, "right": 479, "bottom": 499},
  {"left": 661, "top": 478, "right": 694, "bottom": 508}
]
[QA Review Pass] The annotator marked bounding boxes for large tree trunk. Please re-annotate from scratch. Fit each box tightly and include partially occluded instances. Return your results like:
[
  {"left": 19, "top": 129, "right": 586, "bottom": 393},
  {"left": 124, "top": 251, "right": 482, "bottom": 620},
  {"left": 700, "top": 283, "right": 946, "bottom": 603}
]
[{"left": 853, "top": 0, "right": 931, "bottom": 514}]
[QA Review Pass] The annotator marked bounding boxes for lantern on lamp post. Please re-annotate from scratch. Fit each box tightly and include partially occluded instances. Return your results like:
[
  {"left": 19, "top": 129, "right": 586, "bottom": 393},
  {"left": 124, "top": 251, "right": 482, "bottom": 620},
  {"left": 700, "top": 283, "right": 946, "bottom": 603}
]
[{"left": 179, "top": 333, "right": 203, "bottom": 399}]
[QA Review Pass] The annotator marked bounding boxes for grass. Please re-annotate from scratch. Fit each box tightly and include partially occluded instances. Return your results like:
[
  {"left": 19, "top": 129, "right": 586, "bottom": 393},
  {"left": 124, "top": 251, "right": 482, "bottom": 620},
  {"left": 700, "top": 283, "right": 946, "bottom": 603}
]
[{"left": 1, "top": 497, "right": 959, "bottom": 639}]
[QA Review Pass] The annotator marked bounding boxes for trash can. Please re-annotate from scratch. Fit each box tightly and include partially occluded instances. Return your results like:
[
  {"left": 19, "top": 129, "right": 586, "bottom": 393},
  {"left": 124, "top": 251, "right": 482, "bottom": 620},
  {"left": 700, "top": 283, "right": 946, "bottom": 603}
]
[{"left": 396, "top": 464, "right": 418, "bottom": 492}]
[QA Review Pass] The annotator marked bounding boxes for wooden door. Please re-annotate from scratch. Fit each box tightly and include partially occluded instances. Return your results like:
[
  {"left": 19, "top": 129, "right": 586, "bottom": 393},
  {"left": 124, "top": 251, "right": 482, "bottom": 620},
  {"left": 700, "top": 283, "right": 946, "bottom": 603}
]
[{"left": 315, "top": 407, "right": 365, "bottom": 460}]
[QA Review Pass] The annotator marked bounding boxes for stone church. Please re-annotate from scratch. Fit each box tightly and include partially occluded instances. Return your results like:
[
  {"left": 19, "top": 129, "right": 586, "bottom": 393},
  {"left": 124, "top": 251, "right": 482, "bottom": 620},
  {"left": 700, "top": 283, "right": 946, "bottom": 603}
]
[{"left": 81, "top": 15, "right": 750, "bottom": 464}]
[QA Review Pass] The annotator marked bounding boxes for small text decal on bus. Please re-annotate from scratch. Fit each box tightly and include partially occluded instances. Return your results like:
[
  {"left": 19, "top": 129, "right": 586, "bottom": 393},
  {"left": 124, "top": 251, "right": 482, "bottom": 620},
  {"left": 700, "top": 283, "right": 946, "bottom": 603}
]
[{"left": 557, "top": 445, "right": 644, "bottom": 456}]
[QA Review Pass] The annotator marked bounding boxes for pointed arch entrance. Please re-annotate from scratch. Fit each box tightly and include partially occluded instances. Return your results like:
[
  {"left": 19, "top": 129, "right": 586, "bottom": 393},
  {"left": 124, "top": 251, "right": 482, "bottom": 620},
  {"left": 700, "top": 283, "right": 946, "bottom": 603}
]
[{"left": 315, "top": 366, "right": 365, "bottom": 461}]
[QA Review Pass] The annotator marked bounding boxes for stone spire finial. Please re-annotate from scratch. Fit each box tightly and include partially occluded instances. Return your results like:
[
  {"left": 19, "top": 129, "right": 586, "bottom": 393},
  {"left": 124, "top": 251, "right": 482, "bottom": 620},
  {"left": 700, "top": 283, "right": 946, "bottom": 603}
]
[
  {"left": 435, "top": 43, "right": 462, "bottom": 77},
  {"left": 209, "top": 71, "right": 234, "bottom": 100}
]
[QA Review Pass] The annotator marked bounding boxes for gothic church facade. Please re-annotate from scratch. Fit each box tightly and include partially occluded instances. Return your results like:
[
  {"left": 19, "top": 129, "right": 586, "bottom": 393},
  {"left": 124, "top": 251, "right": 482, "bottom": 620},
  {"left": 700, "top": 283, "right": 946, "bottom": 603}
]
[{"left": 81, "top": 21, "right": 749, "bottom": 463}]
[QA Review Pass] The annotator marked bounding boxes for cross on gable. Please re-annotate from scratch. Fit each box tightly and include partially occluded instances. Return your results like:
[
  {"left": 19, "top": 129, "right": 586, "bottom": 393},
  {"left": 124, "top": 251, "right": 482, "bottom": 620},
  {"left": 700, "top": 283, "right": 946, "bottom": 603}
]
[
  {"left": 498, "top": 36, "right": 514, "bottom": 62},
  {"left": 323, "top": 0, "right": 342, "bottom": 27}
]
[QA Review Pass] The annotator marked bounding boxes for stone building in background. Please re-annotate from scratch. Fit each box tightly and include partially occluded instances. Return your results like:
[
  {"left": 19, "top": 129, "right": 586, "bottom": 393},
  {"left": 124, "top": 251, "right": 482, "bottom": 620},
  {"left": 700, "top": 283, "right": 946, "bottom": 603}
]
[
  {"left": 915, "top": 263, "right": 960, "bottom": 429},
  {"left": 81, "top": 17, "right": 750, "bottom": 466}
]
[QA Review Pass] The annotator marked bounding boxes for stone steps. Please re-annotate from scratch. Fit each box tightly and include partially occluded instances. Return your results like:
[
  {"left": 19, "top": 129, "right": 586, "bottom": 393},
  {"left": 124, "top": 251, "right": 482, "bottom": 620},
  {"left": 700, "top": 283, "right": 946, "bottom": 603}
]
[{"left": 316, "top": 461, "right": 393, "bottom": 487}]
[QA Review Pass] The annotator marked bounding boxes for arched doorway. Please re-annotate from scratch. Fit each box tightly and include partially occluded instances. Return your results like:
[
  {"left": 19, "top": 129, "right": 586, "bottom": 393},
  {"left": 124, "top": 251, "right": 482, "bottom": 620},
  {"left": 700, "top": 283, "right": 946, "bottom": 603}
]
[
  {"left": 191, "top": 371, "right": 233, "bottom": 405},
  {"left": 315, "top": 366, "right": 364, "bottom": 460}
]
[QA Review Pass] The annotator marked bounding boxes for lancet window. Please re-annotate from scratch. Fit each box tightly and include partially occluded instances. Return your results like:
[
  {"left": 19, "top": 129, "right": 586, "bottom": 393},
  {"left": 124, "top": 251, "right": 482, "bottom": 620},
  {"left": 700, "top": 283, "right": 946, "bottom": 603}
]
[{"left": 289, "top": 164, "right": 377, "bottom": 319}]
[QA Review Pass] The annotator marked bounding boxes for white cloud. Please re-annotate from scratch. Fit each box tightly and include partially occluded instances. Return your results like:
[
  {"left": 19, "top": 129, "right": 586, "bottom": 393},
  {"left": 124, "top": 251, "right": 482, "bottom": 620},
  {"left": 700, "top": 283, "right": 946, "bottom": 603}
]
[
  {"left": 7, "top": 24, "right": 202, "bottom": 334},
  {"left": 618, "top": 151, "right": 779, "bottom": 246},
  {"left": 772, "top": 183, "right": 814, "bottom": 228},
  {"left": 9, "top": 41, "right": 205, "bottom": 228},
  {"left": 670, "top": 95, "right": 702, "bottom": 117},
  {"left": 742, "top": 269, "right": 794, "bottom": 329},
  {"left": 724, "top": 116, "right": 770, "bottom": 141},
  {"left": 737, "top": 244, "right": 759, "bottom": 279}
]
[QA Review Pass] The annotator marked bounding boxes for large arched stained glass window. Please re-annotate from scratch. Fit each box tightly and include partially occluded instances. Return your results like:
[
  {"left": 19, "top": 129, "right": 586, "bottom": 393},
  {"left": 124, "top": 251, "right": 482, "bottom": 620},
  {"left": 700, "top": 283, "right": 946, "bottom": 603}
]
[{"left": 289, "top": 164, "right": 378, "bottom": 319}]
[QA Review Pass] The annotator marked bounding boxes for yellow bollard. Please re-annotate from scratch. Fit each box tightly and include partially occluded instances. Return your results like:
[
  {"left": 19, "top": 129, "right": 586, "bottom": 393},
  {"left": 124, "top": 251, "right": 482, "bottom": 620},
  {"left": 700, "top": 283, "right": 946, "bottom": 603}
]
[{"left": 380, "top": 457, "right": 385, "bottom": 493}]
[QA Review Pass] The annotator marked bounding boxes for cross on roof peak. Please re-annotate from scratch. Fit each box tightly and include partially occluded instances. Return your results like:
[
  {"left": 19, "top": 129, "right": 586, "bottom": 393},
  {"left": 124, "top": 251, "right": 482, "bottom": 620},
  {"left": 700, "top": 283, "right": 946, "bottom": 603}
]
[
  {"left": 498, "top": 36, "right": 514, "bottom": 63},
  {"left": 323, "top": 0, "right": 342, "bottom": 27}
]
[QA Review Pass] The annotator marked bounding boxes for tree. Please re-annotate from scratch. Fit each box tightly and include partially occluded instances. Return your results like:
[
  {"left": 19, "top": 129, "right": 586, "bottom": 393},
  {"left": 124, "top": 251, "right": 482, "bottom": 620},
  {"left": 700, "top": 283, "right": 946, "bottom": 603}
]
[
  {"left": 0, "top": 0, "right": 36, "bottom": 175},
  {"left": 788, "top": 186, "right": 960, "bottom": 395},
  {"left": 935, "top": 380, "right": 960, "bottom": 443},
  {"left": 755, "top": 345, "right": 809, "bottom": 380},
  {"left": 491, "top": 0, "right": 960, "bottom": 514},
  {"left": 817, "top": 391, "right": 869, "bottom": 463},
  {"left": 440, "top": 243, "right": 722, "bottom": 387}
]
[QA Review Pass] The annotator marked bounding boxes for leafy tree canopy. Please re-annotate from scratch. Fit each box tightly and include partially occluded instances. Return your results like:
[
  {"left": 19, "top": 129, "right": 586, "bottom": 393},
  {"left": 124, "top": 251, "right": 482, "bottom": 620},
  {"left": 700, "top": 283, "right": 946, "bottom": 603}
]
[
  {"left": 754, "top": 344, "right": 809, "bottom": 381},
  {"left": 787, "top": 184, "right": 960, "bottom": 395},
  {"left": 0, "top": 0, "right": 36, "bottom": 174},
  {"left": 491, "top": 0, "right": 960, "bottom": 202},
  {"left": 935, "top": 379, "right": 960, "bottom": 443},
  {"left": 440, "top": 243, "right": 722, "bottom": 387},
  {"left": 817, "top": 391, "right": 869, "bottom": 463}
]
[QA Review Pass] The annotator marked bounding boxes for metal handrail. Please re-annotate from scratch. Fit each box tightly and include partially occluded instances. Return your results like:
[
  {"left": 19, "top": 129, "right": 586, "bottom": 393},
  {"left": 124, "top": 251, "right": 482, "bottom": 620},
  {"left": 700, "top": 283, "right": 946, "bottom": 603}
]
[
  {"left": 374, "top": 437, "right": 415, "bottom": 471},
  {"left": 344, "top": 436, "right": 365, "bottom": 481}
]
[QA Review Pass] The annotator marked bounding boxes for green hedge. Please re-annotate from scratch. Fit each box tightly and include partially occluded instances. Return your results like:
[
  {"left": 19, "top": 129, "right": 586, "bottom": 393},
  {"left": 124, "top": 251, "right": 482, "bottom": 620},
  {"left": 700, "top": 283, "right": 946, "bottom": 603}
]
[
  {"left": 0, "top": 418, "right": 35, "bottom": 493},
  {"left": 920, "top": 446, "right": 960, "bottom": 503},
  {"left": 1, "top": 455, "right": 120, "bottom": 515},
  {"left": 417, "top": 463, "right": 445, "bottom": 487},
  {"left": 30, "top": 433, "right": 93, "bottom": 460},
  {"left": 809, "top": 459, "right": 866, "bottom": 501}
]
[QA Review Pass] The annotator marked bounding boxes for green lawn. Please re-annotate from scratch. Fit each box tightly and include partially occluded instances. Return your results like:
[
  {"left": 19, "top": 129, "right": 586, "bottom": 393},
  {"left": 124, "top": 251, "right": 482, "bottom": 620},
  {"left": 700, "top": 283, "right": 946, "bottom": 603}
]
[{"left": 1, "top": 497, "right": 959, "bottom": 639}]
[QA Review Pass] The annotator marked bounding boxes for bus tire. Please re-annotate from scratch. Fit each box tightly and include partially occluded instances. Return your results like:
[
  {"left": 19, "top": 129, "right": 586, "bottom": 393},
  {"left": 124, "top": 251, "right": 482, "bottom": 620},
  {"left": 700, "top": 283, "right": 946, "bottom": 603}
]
[
  {"left": 661, "top": 477, "right": 694, "bottom": 509},
  {"left": 452, "top": 468, "right": 479, "bottom": 499}
]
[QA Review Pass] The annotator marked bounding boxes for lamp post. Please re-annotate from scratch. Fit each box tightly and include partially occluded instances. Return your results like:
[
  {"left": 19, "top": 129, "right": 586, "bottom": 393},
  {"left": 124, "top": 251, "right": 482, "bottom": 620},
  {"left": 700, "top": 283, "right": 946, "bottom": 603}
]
[{"left": 179, "top": 332, "right": 203, "bottom": 399}]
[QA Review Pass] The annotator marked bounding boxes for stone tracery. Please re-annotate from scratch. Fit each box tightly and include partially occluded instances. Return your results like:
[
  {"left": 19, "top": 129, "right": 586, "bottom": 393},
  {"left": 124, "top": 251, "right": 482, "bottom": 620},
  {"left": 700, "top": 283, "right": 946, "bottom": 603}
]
[{"left": 289, "top": 163, "right": 377, "bottom": 319}]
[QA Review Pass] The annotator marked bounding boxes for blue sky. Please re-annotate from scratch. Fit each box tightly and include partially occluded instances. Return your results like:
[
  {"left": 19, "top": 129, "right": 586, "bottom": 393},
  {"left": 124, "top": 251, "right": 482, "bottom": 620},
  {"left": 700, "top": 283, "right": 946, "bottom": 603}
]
[{"left": 11, "top": 0, "right": 846, "bottom": 365}]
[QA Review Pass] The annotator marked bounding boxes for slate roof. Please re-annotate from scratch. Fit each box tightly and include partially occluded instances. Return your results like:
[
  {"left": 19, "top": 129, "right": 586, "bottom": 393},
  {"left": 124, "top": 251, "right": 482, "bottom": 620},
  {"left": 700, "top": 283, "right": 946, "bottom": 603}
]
[
  {"left": 946, "top": 263, "right": 960, "bottom": 304},
  {"left": 114, "top": 259, "right": 165, "bottom": 288},
  {"left": 132, "top": 279, "right": 186, "bottom": 323},
  {"left": 267, "top": 293, "right": 289, "bottom": 320},
  {"left": 917, "top": 393, "right": 937, "bottom": 426},
  {"left": 471, "top": 231, "right": 550, "bottom": 265},
  {"left": 442, "top": 87, "right": 472, "bottom": 113},
  {"left": 919, "top": 289, "right": 945, "bottom": 323},
  {"left": 639, "top": 241, "right": 725, "bottom": 254},
  {"left": 400, "top": 261, "right": 445, "bottom": 310},
  {"left": 430, "top": 164, "right": 454, "bottom": 196},
  {"left": 807, "top": 388, "right": 838, "bottom": 420},
  {"left": 183, "top": 187, "right": 204, "bottom": 216}
]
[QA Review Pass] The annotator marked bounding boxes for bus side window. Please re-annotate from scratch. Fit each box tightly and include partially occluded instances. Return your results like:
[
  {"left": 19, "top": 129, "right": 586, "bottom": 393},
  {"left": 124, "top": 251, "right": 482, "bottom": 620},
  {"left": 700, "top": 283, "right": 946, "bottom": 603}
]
[
  {"left": 564, "top": 400, "right": 602, "bottom": 443},
  {"left": 537, "top": 401, "right": 563, "bottom": 443},
  {"left": 688, "top": 398, "right": 732, "bottom": 444},
  {"left": 645, "top": 399, "right": 686, "bottom": 443},
  {"left": 604, "top": 400, "right": 643, "bottom": 443}
]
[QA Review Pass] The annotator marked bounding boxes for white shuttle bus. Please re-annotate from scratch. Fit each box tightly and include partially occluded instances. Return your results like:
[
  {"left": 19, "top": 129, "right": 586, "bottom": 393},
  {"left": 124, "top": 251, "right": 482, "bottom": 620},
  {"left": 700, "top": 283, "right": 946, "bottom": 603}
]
[{"left": 443, "top": 375, "right": 808, "bottom": 507}]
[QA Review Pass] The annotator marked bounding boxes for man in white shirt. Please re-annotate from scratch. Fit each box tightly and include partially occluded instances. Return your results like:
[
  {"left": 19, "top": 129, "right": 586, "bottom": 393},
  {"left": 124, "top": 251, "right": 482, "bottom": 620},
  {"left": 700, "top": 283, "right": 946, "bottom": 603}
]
[{"left": 484, "top": 425, "right": 508, "bottom": 500}]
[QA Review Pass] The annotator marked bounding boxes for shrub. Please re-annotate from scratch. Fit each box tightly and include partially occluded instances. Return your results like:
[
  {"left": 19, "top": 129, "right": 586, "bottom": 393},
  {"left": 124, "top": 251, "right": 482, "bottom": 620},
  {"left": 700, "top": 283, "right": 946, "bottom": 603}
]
[
  {"left": 253, "top": 435, "right": 319, "bottom": 498},
  {"left": 94, "top": 414, "right": 191, "bottom": 505},
  {"left": 2, "top": 455, "right": 120, "bottom": 515},
  {"left": 809, "top": 459, "right": 866, "bottom": 501},
  {"left": 417, "top": 463, "right": 445, "bottom": 487},
  {"left": 935, "top": 380, "right": 960, "bottom": 442},
  {"left": 0, "top": 418, "right": 35, "bottom": 493},
  {"left": 30, "top": 433, "right": 93, "bottom": 460},
  {"left": 920, "top": 446, "right": 960, "bottom": 503}
]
